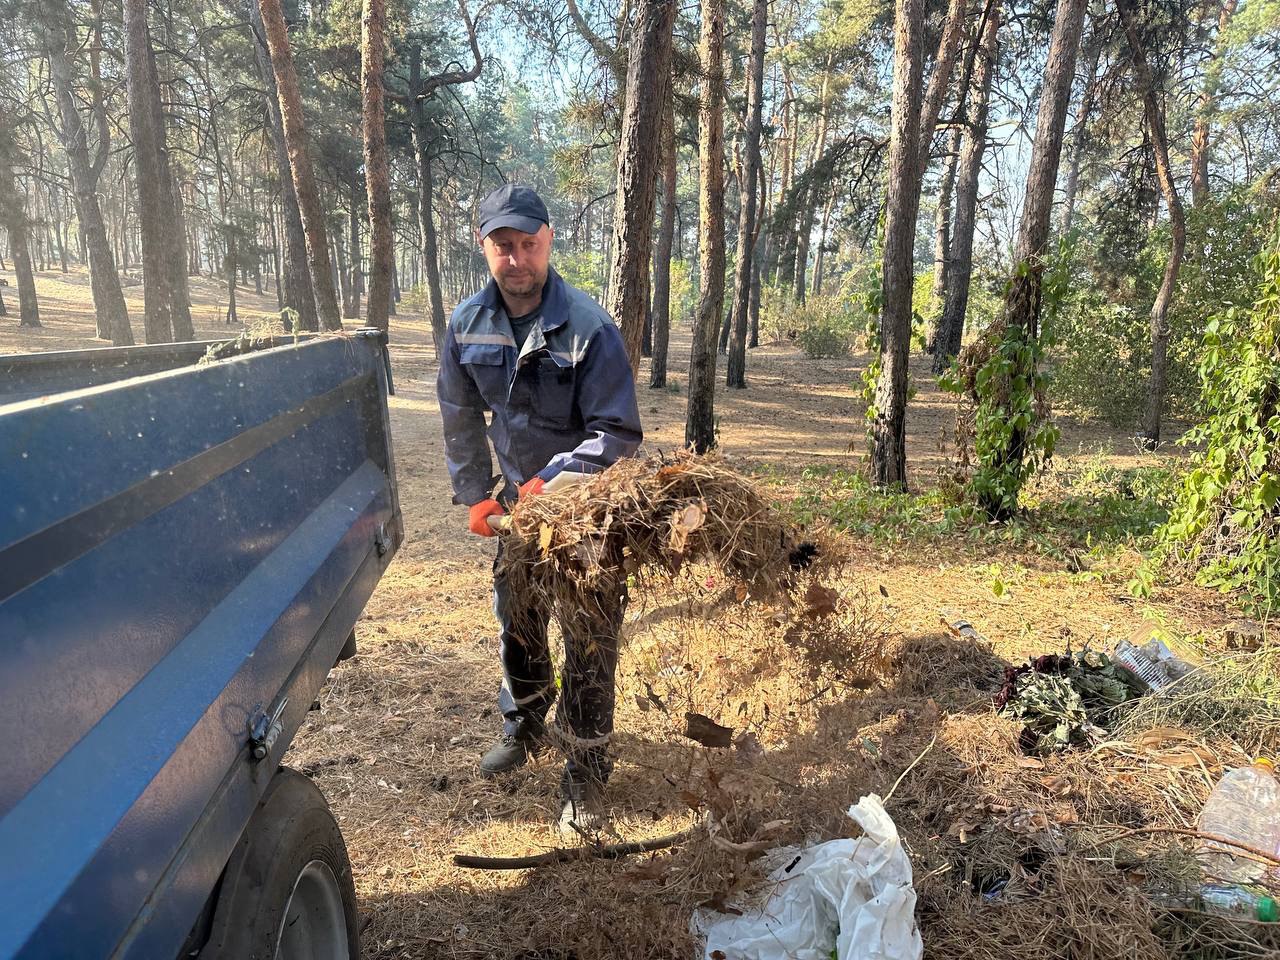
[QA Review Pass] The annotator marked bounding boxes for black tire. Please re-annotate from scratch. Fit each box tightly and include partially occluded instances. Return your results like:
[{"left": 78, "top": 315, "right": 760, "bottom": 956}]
[{"left": 201, "top": 767, "right": 360, "bottom": 960}]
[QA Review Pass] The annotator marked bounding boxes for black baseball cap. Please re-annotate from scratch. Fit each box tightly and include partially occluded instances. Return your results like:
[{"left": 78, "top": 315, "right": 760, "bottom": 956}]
[{"left": 478, "top": 184, "right": 550, "bottom": 238}]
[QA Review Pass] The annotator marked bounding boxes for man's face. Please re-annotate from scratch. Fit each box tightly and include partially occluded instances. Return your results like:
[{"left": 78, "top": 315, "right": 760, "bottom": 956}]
[{"left": 480, "top": 225, "right": 553, "bottom": 302}]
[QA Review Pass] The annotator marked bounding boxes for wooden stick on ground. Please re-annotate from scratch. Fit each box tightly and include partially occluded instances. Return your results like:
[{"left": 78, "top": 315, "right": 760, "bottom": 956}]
[{"left": 453, "top": 825, "right": 700, "bottom": 870}]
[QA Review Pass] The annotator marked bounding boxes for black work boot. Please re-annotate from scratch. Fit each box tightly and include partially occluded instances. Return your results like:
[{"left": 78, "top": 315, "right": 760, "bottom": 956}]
[{"left": 478, "top": 722, "right": 543, "bottom": 777}]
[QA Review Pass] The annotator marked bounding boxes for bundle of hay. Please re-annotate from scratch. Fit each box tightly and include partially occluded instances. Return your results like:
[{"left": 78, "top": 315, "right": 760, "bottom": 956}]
[{"left": 498, "top": 453, "right": 820, "bottom": 626}]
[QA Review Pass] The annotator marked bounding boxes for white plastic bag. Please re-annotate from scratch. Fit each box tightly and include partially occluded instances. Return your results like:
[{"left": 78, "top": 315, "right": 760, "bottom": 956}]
[{"left": 694, "top": 794, "right": 923, "bottom": 960}]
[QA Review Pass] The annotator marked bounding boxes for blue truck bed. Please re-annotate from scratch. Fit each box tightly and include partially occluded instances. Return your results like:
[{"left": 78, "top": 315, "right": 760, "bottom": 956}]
[{"left": 0, "top": 331, "right": 401, "bottom": 959}]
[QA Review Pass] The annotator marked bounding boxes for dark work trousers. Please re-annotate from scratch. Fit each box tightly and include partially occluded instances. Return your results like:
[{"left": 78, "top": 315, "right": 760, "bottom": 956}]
[{"left": 493, "top": 539, "right": 626, "bottom": 782}]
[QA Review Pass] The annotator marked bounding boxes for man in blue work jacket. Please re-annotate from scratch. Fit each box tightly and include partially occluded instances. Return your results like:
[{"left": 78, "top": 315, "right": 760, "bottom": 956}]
[{"left": 436, "top": 184, "right": 642, "bottom": 832}]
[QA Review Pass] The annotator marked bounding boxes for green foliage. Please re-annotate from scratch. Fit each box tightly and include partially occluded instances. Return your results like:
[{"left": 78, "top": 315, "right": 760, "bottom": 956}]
[
  {"left": 758, "top": 286, "right": 861, "bottom": 358},
  {"left": 554, "top": 249, "right": 605, "bottom": 302},
  {"left": 666, "top": 258, "right": 695, "bottom": 328},
  {"left": 1048, "top": 190, "right": 1277, "bottom": 424},
  {"left": 1154, "top": 232, "right": 1280, "bottom": 612},
  {"left": 1000, "top": 652, "right": 1142, "bottom": 755},
  {"left": 943, "top": 249, "right": 1070, "bottom": 520}
]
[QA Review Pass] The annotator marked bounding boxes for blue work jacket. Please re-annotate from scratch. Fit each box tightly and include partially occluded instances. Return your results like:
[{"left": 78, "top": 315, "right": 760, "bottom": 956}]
[{"left": 436, "top": 267, "right": 643, "bottom": 506}]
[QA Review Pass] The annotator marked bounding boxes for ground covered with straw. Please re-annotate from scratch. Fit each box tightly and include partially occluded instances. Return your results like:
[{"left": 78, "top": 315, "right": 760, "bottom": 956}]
[
  {"left": 271, "top": 319, "right": 1280, "bottom": 960},
  {"left": 9, "top": 271, "right": 1277, "bottom": 958}
]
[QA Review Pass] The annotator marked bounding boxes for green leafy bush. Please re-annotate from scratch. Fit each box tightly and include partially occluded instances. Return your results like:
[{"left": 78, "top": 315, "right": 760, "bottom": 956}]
[
  {"left": 1047, "top": 189, "right": 1276, "bottom": 425},
  {"left": 1154, "top": 232, "right": 1280, "bottom": 612}
]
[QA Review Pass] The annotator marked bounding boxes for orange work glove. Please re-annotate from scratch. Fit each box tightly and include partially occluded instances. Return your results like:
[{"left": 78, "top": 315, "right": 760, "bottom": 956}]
[
  {"left": 468, "top": 499, "right": 505, "bottom": 537},
  {"left": 519, "top": 476, "right": 546, "bottom": 498}
]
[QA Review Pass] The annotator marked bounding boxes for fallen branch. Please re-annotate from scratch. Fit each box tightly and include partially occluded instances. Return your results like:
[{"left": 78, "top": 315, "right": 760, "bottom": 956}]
[
  {"left": 1083, "top": 824, "right": 1280, "bottom": 866},
  {"left": 453, "top": 825, "right": 701, "bottom": 870}
]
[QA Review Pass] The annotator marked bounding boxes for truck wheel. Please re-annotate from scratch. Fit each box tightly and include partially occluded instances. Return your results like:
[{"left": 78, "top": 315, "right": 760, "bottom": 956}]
[{"left": 202, "top": 768, "right": 360, "bottom": 960}]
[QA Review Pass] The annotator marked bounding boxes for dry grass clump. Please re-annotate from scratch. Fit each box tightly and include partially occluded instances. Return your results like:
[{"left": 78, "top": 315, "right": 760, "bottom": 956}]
[{"left": 499, "top": 453, "right": 832, "bottom": 619}]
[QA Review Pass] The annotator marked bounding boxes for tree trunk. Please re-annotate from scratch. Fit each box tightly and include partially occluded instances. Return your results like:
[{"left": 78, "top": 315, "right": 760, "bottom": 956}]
[
  {"left": 248, "top": 0, "right": 318, "bottom": 330},
  {"left": 927, "top": 123, "right": 962, "bottom": 346},
  {"left": 122, "top": 0, "right": 174, "bottom": 343},
  {"left": 871, "top": 0, "right": 927, "bottom": 489},
  {"left": 726, "top": 0, "right": 767, "bottom": 389},
  {"left": 933, "top": 0, "right": 999, "bottom": 373},
  {"left": 1059, "top": 21, "right": 1101, "bottom": 234},
  {"left": 347, "top": 179, "right": 363, "bottom": 319},
  {"left": 685, "top": 0, "right": 725, "bottom": 453},
  {"left": 1001, "top": 0, "right": 1088, "bottom": 337},
  {"left": 650, "top": 90, "right": 676, "bottom": 390},
  {"left": 792, "top": 59, "right": 834, "bottom": 303},
  {"left": 980, "top": 0, "right": 1088, "bottom": 518},
  {"left": 257, "top": 0, "right": 343, "bottom": 330},
  {"left": 409, "top": 92, "right": 447, "bottom": 354},
  {"left": 607, "top": 0, "right": 677, "bottom": 373},
  {"left": 1118, "top": 0, "right": 1186, "bottom": 446},
  {"left": 917, "top": 0, "right": 969, "bottom": 171},
  {"left": 361, "top": 0, "right": 393, "bottom": 331},
  {"left": 811, "top": 190, "right": 835, "bottom": 297},
  {"left": 147, "top": 39, "right": 193, "bottom": 340},
  {"left": 46, "top": 25, "right": 132, "bottom": 345},
  {"left": 0, "top": 136, "right": 40, "bottom": 328},
  {"left": 1190, "top": 0, "right": 1238, "bottom": 210}
]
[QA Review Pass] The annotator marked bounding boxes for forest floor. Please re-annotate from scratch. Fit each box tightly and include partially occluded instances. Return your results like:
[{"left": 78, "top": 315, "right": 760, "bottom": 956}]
[{"left": 3, "top": 266, "right": 1265, "bottom": 959}]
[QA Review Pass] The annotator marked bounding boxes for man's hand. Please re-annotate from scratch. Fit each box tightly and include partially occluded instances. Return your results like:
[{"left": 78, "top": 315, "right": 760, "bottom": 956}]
[
  {"left": 468, "top": 499, "right": 505, "bottom": 537},
  {"left": 518, "top": 476, "right": 545, "bottom": 498}
]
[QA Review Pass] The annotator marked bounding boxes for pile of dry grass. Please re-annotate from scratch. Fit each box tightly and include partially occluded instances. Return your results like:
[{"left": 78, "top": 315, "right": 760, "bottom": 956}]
[{"left": 497, "top": 452, "right": 831, "bottom": 636}]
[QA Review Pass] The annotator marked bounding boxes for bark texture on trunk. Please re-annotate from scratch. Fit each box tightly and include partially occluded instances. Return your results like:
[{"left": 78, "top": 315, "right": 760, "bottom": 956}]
[
  {"left": 686, "top": 0, "right": 725, "bottom": 454},
  {"left": 146, "top": 40, "right": 193, "bottom": 340},
  {"left": 362, "top": 0, "right": 393, "bottom": 331},
  {"left": 980, "top": 0, "right": 1088, "bottom": 518},
  {"left": 917, "top": 0, "right": 969, "bottom": 169},
  {"left": 928, "top": 123, "right": 962, "bottom": 333},
  {"left": 123, "top": 0, "right": 173, "bottom": 343},
  {"left": 1190, "top": 0, "right": 1238, "bottom": 209},
  {"left": 1004, "top": 0, "right": 1088, "bottom": 301},
  {"left": 607, "top": 0, "right": 677, "bottom": 373},
  {"left": 258, "top": 0, "right": 343, "bottom": 330},
  {"left": 871, "top": 0, "right": 927, "bottom": 489},
  {"left": 249, "top": 0, "right": 319, "bottom": 330},
  {"left": 650, "top": 92, "right": 676, "bottom": 390},
  {"left": 409, "top": 45, "right": 447, "bottom": 353},
  {"left": 1059, "top": 22, "right": 1101, "bottom": 235},
  {"left": 0, "top": 131, "right": 40, "bottom": 328},
  {"left": 726, "top": 0, "right": 768, "bottom": 389},
  {"left": 933, "top": 0, "right": 999, "bottom": 373},
  {"left": 1118, "top": 0, "right": 1186, "bottom": 446},
  {"left": 47, "top": 25, "right": 132, "bottom": 345}
]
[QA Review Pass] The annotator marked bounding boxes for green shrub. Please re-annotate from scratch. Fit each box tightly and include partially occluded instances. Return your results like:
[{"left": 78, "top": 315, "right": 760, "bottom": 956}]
[
  {"left": 1047, "top": 189, "right": 1276, "bottom": 425},
  {"left": 1154, "top": 232, "right": 1280, "bottom": 613}
]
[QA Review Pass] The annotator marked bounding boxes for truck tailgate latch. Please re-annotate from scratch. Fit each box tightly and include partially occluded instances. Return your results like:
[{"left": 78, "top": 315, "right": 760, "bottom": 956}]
[{"left": 248, "top": 697, "right": 289, "bottom": 762}]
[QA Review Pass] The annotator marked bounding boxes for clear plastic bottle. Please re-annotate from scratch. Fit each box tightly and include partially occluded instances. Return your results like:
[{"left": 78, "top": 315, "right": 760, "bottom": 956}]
[
  {"left": 1197, "top": 758, "right": 1280, "bottom": 883},
  {"left": 1199, "top": 883, "right": 1279, "bottom": 922}
]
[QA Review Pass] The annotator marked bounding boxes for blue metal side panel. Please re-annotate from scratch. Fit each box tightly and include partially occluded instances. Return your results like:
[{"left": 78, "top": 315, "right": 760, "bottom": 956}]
[{"left": 0, "top": 335, "right": 400, "bottom": 959}]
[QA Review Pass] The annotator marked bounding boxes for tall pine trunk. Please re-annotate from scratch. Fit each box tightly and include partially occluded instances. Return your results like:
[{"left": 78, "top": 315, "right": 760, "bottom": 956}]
[
  {"left": 1118, "top": 0, "right": 1186, "bottom": 446},
  {"left": 248, "top": 0, "right": 318, "bottom": 330},
  {"left": 1059, "top": 22, "right": 1101, "bottom": 234},
  {"left": 726, "top": 0, "right": 767, "bottom": 389},
  {"left": 933, "top": 0, "right": 999, "bottom": 373},
  {"left": 46, "top": 24, "right": 132, "bottom": 345},
  {"left": 870, "top": 0, "right": 927, "bottom": 489},
  {"left": 607, "top": 0, "right": 677, "bottom": 373},
  {"left": 147, "top": 40, "right": 193, "bottom": 340},
  {"left": 362, "top": 0, "right": 393, "bottom": 331},
  {"left": 650, "top": 92, "right": 677, "bottom": 390},
  {"left": 408, "top": 44, "right": 447, "bottom": 353},
  {"left": 685, "top": 0, "right": 725, "bottom": 453},
  {"left": 258, "top": 0, "right": 343, "bottom": 330},
  {"left": 1190, "top": 0, "right": 1238, "bottom": 210},
  {"left": 122, "top": 0, "right": 173, "bottom": 343},
  {"left": 980, "top": 0, "right": 1088, "bottom": 518},
  {"left": 0, "top": 127, "right": 40, "bottom": 328}
]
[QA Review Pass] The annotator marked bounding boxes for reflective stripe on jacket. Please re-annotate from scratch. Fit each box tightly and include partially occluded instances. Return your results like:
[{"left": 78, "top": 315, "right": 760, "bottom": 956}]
[{"left": 436, "top": 267, "right": 643, "bottom": 506}]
